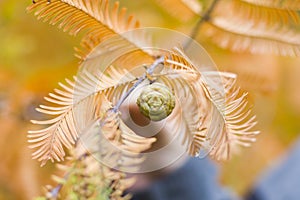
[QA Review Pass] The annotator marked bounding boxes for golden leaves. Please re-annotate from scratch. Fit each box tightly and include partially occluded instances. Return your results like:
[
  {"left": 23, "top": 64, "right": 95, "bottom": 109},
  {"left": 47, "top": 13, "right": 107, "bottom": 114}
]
[
  {"left": 27, "top": 0, "right": 260, "bottom": 167},
  {"left": 28, "top": 67, "right": 137, "bottom": 166},
  {"left": 27, "top": 0, "right": 153, "bottom": 62},
  {"left": 28, "top": 47, "right": 257, "bottom": 164},
  {"left": 27, "top": 0, "right": 155, "bottom": 168},
  {"left": 154, "top": 0, "right": 300, "bottom": 56},
  {"left": 28, "top": 79, "right": 78, "bottom": 166},
  {"left": 28, "top": 0, "right": 132, "bottom": 38},
  {"left": 161, "top": 48, "right": 259, "bottom": 160},
  {"left": 99, "top": 110, "right": 156, "bottom": 171},
  {"left": 240, "top": 0, "right": 300, "bottom": 10},
  {"left": 26, "top": 0, "right": 260, "bottom": 199},
  {"left": 200, "top": 71, "right": 259, "bottom": 160},
  {"left": 205, "top": 0, "right": 300, "bottom": 56}
]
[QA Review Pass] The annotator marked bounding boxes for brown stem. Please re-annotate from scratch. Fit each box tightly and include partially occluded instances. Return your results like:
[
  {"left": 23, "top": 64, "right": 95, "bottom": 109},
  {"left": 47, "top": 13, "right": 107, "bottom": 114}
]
[{"left": 184, "top": 0, "right": 220, "bottom": 49}]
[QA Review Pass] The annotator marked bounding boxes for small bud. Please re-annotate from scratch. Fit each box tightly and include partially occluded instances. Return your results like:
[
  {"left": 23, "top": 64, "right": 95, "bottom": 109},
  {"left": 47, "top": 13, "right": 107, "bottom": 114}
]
[{"left": 136, "top": 82, "right": 175, "bottom": 121}]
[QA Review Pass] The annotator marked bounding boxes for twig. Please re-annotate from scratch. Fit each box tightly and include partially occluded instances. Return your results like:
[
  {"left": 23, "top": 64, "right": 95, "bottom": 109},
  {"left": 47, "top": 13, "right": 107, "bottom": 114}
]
[
  {"left": 183, "top": 0, "right": 220, "bottom": 49},
  {"left": 111, "top": 1, "right": 220, "bottom": 113},
  {"left": 113, "top": 56, "right": 164, "bottom": 112}
]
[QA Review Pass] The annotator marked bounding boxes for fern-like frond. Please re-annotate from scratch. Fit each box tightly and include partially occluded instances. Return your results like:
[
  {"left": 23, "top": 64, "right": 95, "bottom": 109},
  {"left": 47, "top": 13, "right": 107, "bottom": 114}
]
[
  {"left": 200, "top": 71, "right": 259, "bottom": 160},
  {"left": 154, "top": 0, "right": 202, "bottom": 21},
  {"left": 28, "top": 79, "right": 78, "bottom": 166},
  {"left": 119, "top": 120, "right": 156, "bottom": 153},
  {"left": 216, "top": 0, "right": 300, "bottom": 27},
  {"left": 201, "top": 0, "right": 300, "bottom": 56},
  {"left": 99, "top": 110, "right": 156, "bottom": 171},
  {"left": 156, "top": 0, "right": 300, "bottom": 56},
  {"left": 213, "top": 0, "right": 300, "bottom": 41},
  {"left": 157, "top": 50, "right": 208, "bottom": 156},
  {"left": 101, "top": 110, "right": 156, "bottom": 153},
  {"left": 27, "top": 0, "right": 154, "bottom": 63},
  {"left": 27, "top": 0, "right": 136, "bottom": 38},
  {"left": 162, "top": 49, "right": 259, "bottom": 160},
  {"left": 202, "top": 22, "right": 300, "bottom": 56},
  {"left": 159, "top": 76, "right": 208, "bottom": 156},
  {"left": 29, "top": 66, "right": 137, "bottom": 166},
  {"left": 240, "top": 0, "right": 300, "bottom": 10}
]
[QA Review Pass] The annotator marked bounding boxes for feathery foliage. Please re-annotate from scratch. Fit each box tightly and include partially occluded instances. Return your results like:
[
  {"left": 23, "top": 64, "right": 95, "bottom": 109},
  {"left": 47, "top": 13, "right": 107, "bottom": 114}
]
[
  {"left": 27, "top": 0, "right": 261, "bottom": 199},
  {"left": 27, "top": 0, "right": 154, "bottom": 62},
  {"left": 162, "top": 48, "right": 258, "bottom": 160},
  {"left": 28, "top": 66, "right": 147, "bottom": 166},
  {"left": 240, "top": 0, "right": 300, "bottom": 9},
  {"left": 155, "top": 0, "right": 300, "bottom": 56}
]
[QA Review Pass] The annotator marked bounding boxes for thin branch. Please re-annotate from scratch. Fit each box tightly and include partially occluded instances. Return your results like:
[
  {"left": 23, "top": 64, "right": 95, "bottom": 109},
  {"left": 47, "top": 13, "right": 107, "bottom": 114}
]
[
  {"left": 113, "top": 0, "right": 220, "bottom": 112},
  {"left": 113, "top": 56, "right": 165, "bottom": 112},
  {"left": 112, "top": 0, "right": 220, "bottom": 112},
  {"left": 184, "top": 0, "right": 220, "bottom": 49}
]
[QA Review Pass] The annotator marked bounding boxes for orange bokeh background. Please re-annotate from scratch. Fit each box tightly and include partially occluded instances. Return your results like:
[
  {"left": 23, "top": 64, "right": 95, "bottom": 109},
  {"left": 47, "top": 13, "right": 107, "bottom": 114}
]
[{"left": 0, "top": 0, "right": 299, "bottom": 199}]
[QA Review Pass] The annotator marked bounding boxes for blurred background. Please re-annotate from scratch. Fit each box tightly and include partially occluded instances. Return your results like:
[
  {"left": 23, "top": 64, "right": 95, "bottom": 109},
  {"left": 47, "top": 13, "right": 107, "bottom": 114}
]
[{"left": 0, "top": 0, "right": 300, "bottom": 199}]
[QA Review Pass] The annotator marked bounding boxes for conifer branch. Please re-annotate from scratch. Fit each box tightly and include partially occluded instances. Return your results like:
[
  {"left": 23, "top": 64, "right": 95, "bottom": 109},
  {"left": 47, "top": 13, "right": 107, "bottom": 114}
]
[
  {"left": 113, "top": 56, "right": 165, "bottom": 112},
  {"left": 184, "top": 0, "right": 220, "bottom": 48}
]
